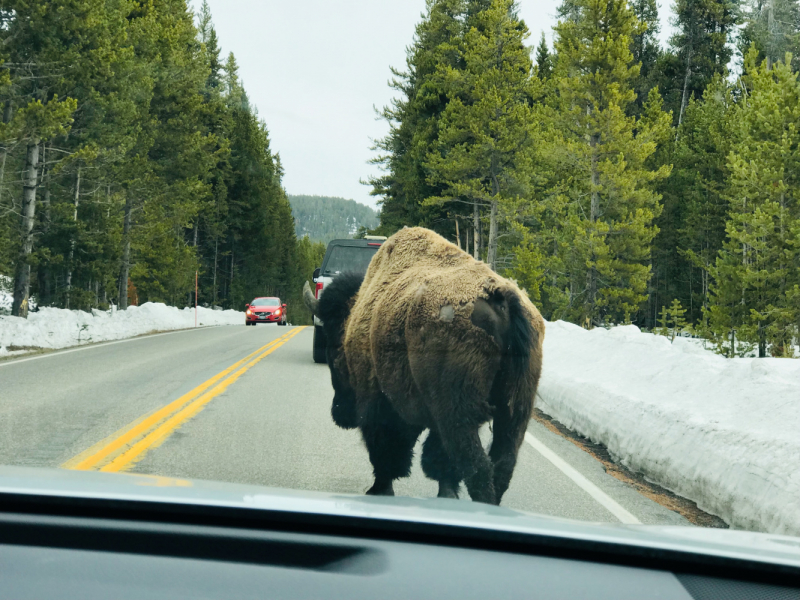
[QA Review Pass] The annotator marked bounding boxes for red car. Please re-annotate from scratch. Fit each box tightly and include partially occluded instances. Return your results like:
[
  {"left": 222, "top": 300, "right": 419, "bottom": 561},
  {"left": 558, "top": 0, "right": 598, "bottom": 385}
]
[{"left": 245, "top": 297, "right": 288, "bottom": 326}]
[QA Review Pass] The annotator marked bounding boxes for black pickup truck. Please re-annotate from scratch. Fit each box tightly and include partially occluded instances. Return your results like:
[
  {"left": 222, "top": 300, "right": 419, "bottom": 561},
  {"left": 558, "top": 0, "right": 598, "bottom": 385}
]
[{"left": 310, "top": 236, "right": 386, "bottom": 363}]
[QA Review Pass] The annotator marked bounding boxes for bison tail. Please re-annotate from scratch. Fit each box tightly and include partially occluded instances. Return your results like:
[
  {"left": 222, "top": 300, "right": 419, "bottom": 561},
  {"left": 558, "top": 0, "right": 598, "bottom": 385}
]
[
  {"left": 488, "top": 288, "right": 540, "bottom": 502},
  {"left": 502, "top": 288, "right": 537, "bottom": 407}
]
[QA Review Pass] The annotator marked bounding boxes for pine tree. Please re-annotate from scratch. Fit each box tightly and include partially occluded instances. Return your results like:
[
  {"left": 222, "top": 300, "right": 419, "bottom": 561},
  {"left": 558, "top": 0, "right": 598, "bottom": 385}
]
[
  {"left": 369, "top": 0, "right": 466, "bottom": 240},
  {"left": 425, "top": 0, "right": 540, "bottom": 271},
  {"left": 0, "top": 0, "right": 304, "bottom": 318},
  {"left": 663, "top": 0, "right": 739, "bottom": 127},
  {"left": 535, "top": 33, "right": 554, "bottom": 79},
  {"left": 537, "top": 0, "right": 672, "bottom": 324},
  {"left": 193, "top": 1, "right": 231, "bottom": 308},
  {"left": 0, "top": 1, "right": 109, "bottom": 315},
  {"left": 629, "top": 0, "right": 661, "bottom": 116},
  {"left": 651, "top": 77, "right": 733, "bottom": 325},
  {"left": 707, "top": 50, "right": 800, "bottom": 357},
  {"left": 224, "top": 52, "right": 248, "bottom": 111},
  {"left": 739, "top": 0, "right": 800, "bottom": 71},
  {"left": 654, "top": 299, "right": 690, "bottom": 339}
]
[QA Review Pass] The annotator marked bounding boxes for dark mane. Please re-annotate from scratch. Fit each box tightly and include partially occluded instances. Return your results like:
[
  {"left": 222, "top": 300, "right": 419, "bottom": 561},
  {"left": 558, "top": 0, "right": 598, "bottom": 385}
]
[{"left": 318, "top": 271, "right": 364, "bottom": 346}]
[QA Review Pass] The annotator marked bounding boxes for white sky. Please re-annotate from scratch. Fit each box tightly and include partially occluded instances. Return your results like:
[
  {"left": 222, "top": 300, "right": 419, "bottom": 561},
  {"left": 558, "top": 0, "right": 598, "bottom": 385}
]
[{"left": 192, "top": 1, "right": 675, "bottom": 209}]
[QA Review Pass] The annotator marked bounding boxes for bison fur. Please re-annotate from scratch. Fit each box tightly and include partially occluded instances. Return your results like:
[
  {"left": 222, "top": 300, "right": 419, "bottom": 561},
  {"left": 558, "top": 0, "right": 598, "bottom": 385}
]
[{"left": 307, "top": 227, "right": 545, "bottom": 505}]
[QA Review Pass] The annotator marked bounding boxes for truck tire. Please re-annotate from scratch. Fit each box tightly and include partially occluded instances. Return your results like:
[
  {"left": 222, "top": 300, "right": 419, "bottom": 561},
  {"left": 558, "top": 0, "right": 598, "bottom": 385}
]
[{"left": 313, "top": 325, "right": 327, "bottom": 364}]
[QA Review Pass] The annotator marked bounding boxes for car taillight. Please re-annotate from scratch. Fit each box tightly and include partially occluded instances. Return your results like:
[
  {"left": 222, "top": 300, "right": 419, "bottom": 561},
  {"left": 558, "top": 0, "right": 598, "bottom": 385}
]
[{"left": 315, "top": 281, "right": 324, "bottom": 298}]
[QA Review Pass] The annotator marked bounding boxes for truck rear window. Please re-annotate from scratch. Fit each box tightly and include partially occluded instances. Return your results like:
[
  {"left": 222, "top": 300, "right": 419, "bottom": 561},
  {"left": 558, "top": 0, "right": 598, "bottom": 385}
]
[{"left": 322, "top": 245, "right": 380, "bottom": 276}]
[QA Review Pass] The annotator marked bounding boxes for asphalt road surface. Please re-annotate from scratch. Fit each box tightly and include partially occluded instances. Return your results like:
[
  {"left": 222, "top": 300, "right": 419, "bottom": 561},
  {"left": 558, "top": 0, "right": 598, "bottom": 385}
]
[{"left": 0, "top": 324, "right": 689, "bottom": 526}]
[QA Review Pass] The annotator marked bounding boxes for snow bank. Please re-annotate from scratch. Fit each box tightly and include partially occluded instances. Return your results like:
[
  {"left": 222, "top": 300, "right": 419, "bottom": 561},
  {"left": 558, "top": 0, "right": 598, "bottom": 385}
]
[
  {"left": 0, "top": 275, "right": 12, "bottom": 315},
  {"left": 538, "top": 321, "right": 800, "bottom": 536},
  {"left": 0, "top": 302, "right": 244, "bottom": 354}
]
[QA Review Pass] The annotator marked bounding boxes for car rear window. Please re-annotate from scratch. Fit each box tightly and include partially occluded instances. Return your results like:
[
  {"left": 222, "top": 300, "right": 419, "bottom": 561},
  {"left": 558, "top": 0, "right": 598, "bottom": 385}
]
[{"left": 322, "top": 245, "right": 380, "bottom": 276}]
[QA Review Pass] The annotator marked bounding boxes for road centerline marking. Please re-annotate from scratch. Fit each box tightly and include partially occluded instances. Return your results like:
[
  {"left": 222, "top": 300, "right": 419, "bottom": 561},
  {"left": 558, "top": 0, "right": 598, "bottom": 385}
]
[
  {"left": 524, "top": 431, "right": 641, "bottom": 525},
  {"left": 64, "top": 327, "right": 305, "bottom": 472},
  {"left": 100, "top": 327, "right": 305, "bottom": 473}
]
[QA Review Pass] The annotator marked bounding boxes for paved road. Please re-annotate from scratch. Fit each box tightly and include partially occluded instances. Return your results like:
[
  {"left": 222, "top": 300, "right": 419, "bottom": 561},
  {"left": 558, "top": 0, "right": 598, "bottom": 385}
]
[{"left": 0, "top": 325, "right": 688, "bottom": 526}]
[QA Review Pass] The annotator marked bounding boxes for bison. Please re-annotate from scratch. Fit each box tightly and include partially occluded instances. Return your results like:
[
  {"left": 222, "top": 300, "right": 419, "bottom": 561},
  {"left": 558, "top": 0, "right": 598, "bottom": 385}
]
[{"left": 304, "top": 227, "right": 545, "bottom": 505}]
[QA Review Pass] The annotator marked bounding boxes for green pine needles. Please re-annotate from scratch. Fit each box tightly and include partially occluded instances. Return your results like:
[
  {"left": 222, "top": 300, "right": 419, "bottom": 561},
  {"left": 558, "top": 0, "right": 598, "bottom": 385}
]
[{"left": 371, "top": 0, "right": 800, "bottom": 356}]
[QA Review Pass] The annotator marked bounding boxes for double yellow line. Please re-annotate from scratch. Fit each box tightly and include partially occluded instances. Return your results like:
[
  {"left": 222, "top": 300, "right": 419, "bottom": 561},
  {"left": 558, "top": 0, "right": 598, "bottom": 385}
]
[{"left": 63, "top": 327, "right": 306, "bottom": 473}]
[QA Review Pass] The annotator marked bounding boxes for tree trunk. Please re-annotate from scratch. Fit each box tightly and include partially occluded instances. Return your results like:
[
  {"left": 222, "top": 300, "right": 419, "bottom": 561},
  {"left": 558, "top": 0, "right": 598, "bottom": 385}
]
[
  {"left": 465, "top": 228, "right": 470, "bottom": 259},
  {"left": 230, "top": 241, "right": 235, "bottom": 303},
  {"left": 66, "top": 167, "right": 81, "bottom": 308},
  {"left": 588, "top": 133, "right": 600, "bottom": 320},
  {"left": 677, "top": 47, "right": 693, "bottom": 131},
  {"left": 455, "top": 218, "right": 460, "bottom": 249},
  {"left": 487, "top": 200, "right": 498, "bottom": 271},
  {"left": 487, "top": 156, "right": 501, "bottom": 271},
  {"left": 0, "top": 101, "right": 13, "bottom": 209},
  {"left": 37, "top": 142, "right": 52, "bottom": 306},
  {"left": 767, "top": 0, "right": 775, "bottom": 70},
  {"left": 189, "top": 223, "right": 199, "bottom": 306},
  {"left": 779, "top": 192, "right": 785, "bottom": 294},
  {"left": 213, "top": 238, "right": 218, "bottom": 305},
  {"left": 12, "top": 140, "right": 41, "bottom": 318},
  {"left": 0, "top": 145, "right": 6, "bottom": 206},
  {"left": 118, "top": 194, "right": 132, "bottom": 309},
  {"left": 473, "top": 201, "right": 481, "bottom": 260}
]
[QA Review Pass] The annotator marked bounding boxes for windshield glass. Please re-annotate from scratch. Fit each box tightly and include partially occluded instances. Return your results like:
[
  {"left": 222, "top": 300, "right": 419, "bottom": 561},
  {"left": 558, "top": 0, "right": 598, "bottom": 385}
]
[
  {"left": 0, "top": 0, "right": 798, "bottom": 550},
  {"left": 322, "top": 245, "right": 381, "bottom": 276},
  {"left": 252, "top": 298, "right": 280, "bottom": 307}
]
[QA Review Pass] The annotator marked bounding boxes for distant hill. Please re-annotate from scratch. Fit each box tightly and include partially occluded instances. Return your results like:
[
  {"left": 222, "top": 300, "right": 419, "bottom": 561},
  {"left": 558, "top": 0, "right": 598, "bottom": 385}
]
[{"left": 288, "top": 195, "right": 380, "bottom": 244}]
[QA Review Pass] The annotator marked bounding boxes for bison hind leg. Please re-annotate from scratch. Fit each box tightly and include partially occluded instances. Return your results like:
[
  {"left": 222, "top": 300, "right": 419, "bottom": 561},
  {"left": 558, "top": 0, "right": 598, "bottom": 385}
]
[
  {"left": 421, "top": 430, "right": 461, "bottom": 499},
  {"left": 440, "top": 425, "right": 496, "bottom": 505},
  {"left": 360, "top": 394, "right": 422, "bottom": 497},
  {"left": 431, "top": 400, "right": 497, "bottom": 505}
]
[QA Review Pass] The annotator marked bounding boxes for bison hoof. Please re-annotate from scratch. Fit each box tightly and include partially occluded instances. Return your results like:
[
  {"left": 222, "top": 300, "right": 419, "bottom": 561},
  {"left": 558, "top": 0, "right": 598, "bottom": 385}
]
[
  {"left": 437, "top": 482, "right": 459, "bottom": 499},
  {"left": 366, "top": 480, "right": 395, "bottom": 496}
]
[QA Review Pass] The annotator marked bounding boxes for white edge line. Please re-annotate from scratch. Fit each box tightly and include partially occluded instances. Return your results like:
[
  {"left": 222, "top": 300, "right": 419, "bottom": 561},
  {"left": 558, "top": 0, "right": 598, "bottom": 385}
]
[
  {"left": 524, "top": 431, "right": 641, "bottom": 525},
  {"left": 0, "top": 326, "right": 234, "bottom": 368}
]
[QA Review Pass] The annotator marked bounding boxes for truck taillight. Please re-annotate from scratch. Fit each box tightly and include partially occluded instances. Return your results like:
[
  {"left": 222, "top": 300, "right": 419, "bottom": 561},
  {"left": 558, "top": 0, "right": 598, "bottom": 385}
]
[{"left": 315, "top": 281, "right": 324, "bottom": 298}]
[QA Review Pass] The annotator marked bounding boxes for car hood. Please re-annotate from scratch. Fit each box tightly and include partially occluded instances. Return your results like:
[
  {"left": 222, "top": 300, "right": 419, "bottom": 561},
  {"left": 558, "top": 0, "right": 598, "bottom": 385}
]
[
  {"left": 250, "top": 305, "right": 280, "bottom": 311},
  {"left": 1, "top": 465, "right": 799, "bottom": 570}
]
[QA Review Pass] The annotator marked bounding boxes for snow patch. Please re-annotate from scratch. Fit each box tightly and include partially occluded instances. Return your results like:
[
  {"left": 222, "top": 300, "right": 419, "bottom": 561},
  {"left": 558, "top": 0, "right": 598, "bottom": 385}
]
[
  {"left": 538, "top": 321, "right": 800, "bottom": 536},
  {"left": 0, "top": 302, "right": 244, "bottom": 352},
  {"left": 0, "top": 275, "right": 13, "bottom": 315}
]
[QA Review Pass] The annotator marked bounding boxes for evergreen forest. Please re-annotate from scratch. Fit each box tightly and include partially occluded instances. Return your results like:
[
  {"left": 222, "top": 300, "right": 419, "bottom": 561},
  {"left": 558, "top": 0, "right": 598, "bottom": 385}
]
[
  {"left": 0, "top": 0, "right": 324, "bottom": 324},
  {"left": 288, "top": 195, "right": 380, "bottom": 244},
  {"left": 370, "top": 0, "right": 800, "bottom": 357}
]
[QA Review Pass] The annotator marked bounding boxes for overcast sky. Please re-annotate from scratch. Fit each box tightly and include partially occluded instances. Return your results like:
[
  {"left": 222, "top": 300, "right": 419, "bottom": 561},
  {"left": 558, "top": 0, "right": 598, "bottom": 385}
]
[{"left": 192, "top": 1, "right": 675, "bottom": 209}]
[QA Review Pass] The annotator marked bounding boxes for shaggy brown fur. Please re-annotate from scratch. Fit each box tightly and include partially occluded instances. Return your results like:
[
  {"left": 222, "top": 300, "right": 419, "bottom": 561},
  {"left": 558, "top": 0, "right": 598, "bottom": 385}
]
[{"left": 308, "top": 227, "right": 545, "bottom": 505}]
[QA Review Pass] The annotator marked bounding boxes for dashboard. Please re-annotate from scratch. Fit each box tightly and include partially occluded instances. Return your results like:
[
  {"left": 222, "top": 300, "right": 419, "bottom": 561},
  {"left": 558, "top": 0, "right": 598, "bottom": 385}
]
[{"left": 1, "top": 493, "right": 799, "bottom": 600}]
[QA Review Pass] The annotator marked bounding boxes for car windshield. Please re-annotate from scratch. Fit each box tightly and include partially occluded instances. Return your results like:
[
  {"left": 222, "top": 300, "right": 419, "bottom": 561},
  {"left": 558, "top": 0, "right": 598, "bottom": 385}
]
[
  {"left": 322, "top": 245, "right": 381, "bottom": 276},
  {"left": 1, "top": 0, "right": 799, "bottom": 555},
  {"left": 252, "top": 298, "right": 280, "bottom": 307}
]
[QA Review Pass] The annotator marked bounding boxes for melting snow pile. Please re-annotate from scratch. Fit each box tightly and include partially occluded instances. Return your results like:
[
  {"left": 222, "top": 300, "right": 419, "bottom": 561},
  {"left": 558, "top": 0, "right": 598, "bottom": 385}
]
[
  {"left": 0, "top": 302, "right": 244, "bottom": 354},
  {"left": 539, "top": 320, "right": 800, "bottom": 536}
]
